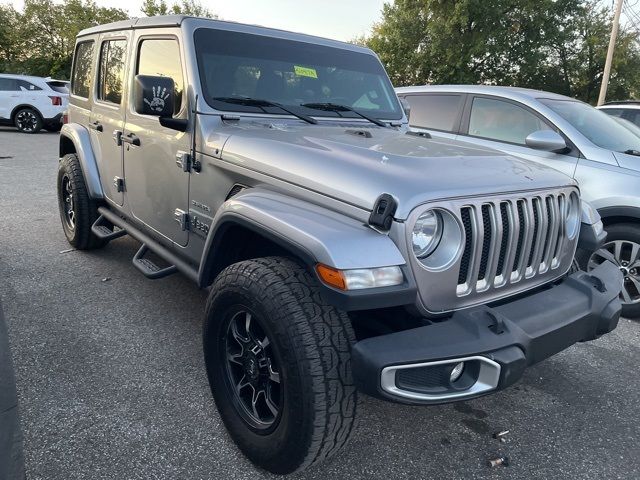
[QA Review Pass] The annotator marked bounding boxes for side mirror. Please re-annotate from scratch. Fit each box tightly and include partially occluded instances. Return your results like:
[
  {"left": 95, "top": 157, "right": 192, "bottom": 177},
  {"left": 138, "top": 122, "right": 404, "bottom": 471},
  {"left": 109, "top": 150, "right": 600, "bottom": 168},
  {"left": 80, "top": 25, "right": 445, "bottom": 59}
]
[
  {"left": 134, "top": 75, "right": 175, "bottom": 118},
  {"left": 399, "top": 97, "right": 411, "bottom": 120},
  {"left": 525, "top": 130, "right": 568, "bottom": 153}
]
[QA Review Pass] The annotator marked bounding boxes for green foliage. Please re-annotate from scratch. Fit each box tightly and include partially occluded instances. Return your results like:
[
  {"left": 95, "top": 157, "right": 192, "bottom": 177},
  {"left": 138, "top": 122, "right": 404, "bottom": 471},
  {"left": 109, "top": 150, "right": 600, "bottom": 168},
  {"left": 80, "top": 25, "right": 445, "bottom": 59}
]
[
  {"left": 364, "top": 0, "right": 640, "bottom": 103},
  {"left": 0, "top": 0, "right": 128, "bottom": 79},
  {"left": 141, "top": 0, "right": 217, "bottom": 18}
]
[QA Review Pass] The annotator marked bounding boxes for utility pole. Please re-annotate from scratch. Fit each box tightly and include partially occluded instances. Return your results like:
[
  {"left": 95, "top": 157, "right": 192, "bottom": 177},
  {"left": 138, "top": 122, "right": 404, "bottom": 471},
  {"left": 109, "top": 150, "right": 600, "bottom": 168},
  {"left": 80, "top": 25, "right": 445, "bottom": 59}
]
[{"left": 597, "top": 0, "right": 624, "bottom": 106}]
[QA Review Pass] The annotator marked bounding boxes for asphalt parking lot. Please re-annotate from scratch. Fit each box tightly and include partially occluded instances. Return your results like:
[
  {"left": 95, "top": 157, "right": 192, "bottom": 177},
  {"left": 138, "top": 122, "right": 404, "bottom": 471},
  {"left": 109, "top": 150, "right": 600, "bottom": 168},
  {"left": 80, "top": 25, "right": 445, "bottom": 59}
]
[{"left": 0, "top": 127, "right": 639, "bottom": 480}]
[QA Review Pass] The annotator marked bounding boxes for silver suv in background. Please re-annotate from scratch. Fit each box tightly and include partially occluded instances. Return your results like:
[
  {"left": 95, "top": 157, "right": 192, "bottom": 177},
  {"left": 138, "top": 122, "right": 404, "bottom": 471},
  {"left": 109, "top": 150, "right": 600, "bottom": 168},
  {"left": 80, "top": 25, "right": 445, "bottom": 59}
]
[
  {"left": 57, "top": 17, "right": 622, "bottom": 473},
  {"left": 397, "top": 85, "right": 640, "bottom": 317}
]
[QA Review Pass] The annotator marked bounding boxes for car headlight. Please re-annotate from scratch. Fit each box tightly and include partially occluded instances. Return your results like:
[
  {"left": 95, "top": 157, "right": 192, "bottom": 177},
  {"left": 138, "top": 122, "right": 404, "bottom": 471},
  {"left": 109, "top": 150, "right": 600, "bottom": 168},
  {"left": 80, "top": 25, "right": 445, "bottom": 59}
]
[
  {"left": 566, "top": 192, "right": 580, "bottom": 239},
  {"left": 412, "top": 210, "right": 443, "bottom": 259}
]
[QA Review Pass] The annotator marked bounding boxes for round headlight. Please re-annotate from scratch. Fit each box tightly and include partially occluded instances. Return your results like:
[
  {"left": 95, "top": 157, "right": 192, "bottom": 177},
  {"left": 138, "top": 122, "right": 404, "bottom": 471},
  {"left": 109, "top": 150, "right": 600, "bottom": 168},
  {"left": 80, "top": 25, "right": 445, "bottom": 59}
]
[
  {"left": 566, "top": 192, "right": 580, "bottom": 239},
  {"left": 412, "top": 210, "right": 443, "bottom": 258}
]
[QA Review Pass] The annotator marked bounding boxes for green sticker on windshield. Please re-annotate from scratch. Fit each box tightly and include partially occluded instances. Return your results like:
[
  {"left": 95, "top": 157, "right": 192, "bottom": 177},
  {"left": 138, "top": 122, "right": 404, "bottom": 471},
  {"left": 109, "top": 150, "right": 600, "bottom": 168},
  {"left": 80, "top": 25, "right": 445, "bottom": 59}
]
[{"left": 294, "top": 65, "right": 318, "bottom": 78}]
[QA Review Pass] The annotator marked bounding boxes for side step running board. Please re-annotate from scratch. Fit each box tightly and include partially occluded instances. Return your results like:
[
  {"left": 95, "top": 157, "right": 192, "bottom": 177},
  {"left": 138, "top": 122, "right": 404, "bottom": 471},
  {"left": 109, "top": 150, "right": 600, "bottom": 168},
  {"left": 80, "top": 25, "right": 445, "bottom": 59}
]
[
  {"left": 91, "top": 215, "right": 127, "bottom": 241},
  {"left": 133, "top": 244, "right": 178, "bottom": 280},
  {"left": 96, "top": 207, "right": 199, "bottom": 284}
]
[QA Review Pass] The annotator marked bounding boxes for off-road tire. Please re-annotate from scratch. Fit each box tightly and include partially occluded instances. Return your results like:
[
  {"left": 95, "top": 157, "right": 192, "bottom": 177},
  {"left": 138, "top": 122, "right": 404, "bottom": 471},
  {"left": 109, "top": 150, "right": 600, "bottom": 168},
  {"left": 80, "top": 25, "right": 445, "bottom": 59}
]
[
  {"left": 203, "top": 257, "right": 359, "bottom": 474},
  {"left": 13, "top": 108, "right": 42, "bottom": 133},
  {"left": 577, "top": 222, "right": 640, "bottom": 319},
  {"left": 57, "top": 154, "right": 106, "bottom": 250}
]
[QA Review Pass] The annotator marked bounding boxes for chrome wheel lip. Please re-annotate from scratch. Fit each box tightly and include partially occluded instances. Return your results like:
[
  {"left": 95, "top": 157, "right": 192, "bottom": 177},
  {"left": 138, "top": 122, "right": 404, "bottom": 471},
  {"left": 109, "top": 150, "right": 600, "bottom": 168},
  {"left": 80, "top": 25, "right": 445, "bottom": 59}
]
[
  {"left": 61, "top": 174, "right": 76, "bottom": 230},
  {"left": 16, "top": 110, "right": 38, "bottom": 132},
  {"left": 223, "top": 307, "right": 282, "bottom": 431},
  {"left": 588, "top": 239, "right": 640, "bottom": 305}
]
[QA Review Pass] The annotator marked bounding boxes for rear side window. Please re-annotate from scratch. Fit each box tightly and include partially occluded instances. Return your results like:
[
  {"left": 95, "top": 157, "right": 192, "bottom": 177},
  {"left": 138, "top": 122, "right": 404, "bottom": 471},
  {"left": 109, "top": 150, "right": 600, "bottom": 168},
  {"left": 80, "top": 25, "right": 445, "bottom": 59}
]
[
  {"left": 404, "top": 94, "right": 464, "bottom": 132},
  {"left": 98, "top": 39, "right": 128, "bottom": 104},
  {"left": 468, "top": 97, "right": 552, "bottom": 145},
  {"left": 71, "top": 41, "right": 94, "bottom": 98},
  {"left": 0, "top": 78, "right": 17, "bottom": 91},
  {"left": 137, "top": 38, "right": 184, "bottom": 116},
  {"left": 16, "top": 80, "right": 41, "bottom": 91}
]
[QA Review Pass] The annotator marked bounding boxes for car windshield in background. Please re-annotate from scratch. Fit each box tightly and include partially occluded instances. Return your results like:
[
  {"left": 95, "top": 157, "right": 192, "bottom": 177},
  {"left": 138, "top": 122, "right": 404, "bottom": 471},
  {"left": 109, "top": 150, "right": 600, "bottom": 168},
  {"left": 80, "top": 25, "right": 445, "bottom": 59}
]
[
  {"left": 193, "top": 28, "right": 403, "bottom": 120},
  {"left": 47, "top": 81, "right": 69, "bottom": 94},
  {"left": 540, "top": 98, "right": 640, "bottom": 154}
]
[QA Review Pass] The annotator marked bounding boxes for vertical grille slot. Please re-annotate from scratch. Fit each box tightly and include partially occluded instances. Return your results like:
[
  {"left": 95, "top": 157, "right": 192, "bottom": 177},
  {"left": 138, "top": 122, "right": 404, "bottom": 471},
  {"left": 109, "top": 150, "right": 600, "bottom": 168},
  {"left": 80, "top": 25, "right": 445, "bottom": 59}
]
[
  {"left": 458, "top": 207, "right": 473, "bottom": 285},
  {"left": 477, "top": 205, "right": 492, "bottom": 281},
  {"left": 496, "top": 202, "right": 510, "bottom": 277},
  {"left": 527, "top": 199, "right": 540, "bottom": 267},
  {"left": 512, "top": 200, "right": 526, "bottom": 274}
]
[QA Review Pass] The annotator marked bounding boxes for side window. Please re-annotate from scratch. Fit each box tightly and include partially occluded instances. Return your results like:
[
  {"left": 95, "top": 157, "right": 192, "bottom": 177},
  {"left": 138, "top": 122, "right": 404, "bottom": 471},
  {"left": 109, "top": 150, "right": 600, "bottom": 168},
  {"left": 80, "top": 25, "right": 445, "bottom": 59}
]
[
  {"left": 71, "top": 41, "right": 95, "bottom": 98},
  {"left": 469, "top": 97, "right": 551, "bottom": 145},
  {"left": 404, "top": 94, "right": 464, "bottom": 132},
  {"left": 0, "top": 78, "right": 17, "bottom": 91},
  {"left": 623, "top": 110, "right": 640, "bottom": 127},
  {"left": 98, "top": 39, "right": 128, "bottom": 104},
  {"left": 601, "top": 108, "right": 624, "bottom": 118},
  {"left": 16, "top": 80, "right": 41, "bottom": 91},
  {"left": 137, "top": 38, "right": 184, "bottom": 116}
]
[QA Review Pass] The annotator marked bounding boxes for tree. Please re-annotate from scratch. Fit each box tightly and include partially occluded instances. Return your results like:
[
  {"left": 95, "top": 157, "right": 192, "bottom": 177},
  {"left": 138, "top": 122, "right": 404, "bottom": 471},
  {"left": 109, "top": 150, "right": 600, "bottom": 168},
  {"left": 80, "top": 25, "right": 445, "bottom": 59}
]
[
  {"left": 363, "top": 0, "right": 640, "bottom": 103},
  {"left": 1, "top": 0, "right": 127, "bottom": 78},
  {"left": 141, "top": 0, "right": 217, "bottom": 18}
]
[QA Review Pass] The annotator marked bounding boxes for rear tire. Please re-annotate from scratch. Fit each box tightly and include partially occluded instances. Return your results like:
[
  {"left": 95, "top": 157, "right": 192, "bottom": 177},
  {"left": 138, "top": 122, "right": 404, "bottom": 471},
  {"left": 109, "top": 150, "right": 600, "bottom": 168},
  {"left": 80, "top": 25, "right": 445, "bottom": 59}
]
[
  {"left": 56, "top": 154, "right": 106, "bottom": 250},
  {"left": 14, "top": 108, "right": 42, "bottom": 133},
  {"left": 578, "top": 222, "right": 640, "bottom": 319},
  {"left": 203, "top": 257, "right": 359, "bottom": 474}
]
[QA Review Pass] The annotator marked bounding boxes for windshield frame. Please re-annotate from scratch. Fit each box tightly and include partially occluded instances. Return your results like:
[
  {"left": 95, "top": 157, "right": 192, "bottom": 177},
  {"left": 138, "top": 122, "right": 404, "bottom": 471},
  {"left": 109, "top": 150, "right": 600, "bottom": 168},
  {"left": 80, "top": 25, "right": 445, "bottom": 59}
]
[
  {"left": 192, "top": 27, "right": 404, "bottom": 122},
  {"left": 539, "top": 98, "right": 640, "bottom": 154}
]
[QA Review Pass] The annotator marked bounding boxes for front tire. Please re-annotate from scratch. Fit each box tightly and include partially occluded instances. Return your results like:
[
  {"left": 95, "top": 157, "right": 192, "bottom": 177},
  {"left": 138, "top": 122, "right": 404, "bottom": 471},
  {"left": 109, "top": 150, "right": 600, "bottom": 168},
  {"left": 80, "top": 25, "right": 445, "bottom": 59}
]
[
  {"left": 56, "top": 154, "right": 106, "bottom": 250},
  {"left": 14, "top": 108, "right": 42, "bottom": 133},
  {"left": 203, "top": 257, "right": 359, "bottom": 474},
  {"left": 579, "top": 222, "right": 640, "bottom": 319}
]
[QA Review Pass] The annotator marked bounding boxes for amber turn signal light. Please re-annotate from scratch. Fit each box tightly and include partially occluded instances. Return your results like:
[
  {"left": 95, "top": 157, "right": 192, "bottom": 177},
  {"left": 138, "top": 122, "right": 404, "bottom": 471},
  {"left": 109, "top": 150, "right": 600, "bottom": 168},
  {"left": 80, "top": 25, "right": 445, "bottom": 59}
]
[{"left": 316, "top": 264, "right": 347, "bottom": 290}]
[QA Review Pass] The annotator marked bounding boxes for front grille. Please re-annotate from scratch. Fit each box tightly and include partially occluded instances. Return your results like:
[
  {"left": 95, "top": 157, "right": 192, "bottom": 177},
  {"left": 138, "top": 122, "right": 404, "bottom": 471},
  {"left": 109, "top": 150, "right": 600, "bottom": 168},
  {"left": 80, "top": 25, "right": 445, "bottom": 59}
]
[{"left": 457, "top": 192, "right": 569, "bottom": 295}]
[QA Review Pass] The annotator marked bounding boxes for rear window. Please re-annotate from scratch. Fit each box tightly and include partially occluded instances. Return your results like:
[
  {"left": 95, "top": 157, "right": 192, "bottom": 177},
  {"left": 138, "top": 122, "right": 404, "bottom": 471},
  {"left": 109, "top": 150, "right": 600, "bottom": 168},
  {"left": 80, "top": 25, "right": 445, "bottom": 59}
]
[
  {"left": 71, "top": 41, "right": 94, "bottom": 98},
  {"left": 403, "top": 94, "right": 464, "bottom": 132},
  {"left": 47, "top": 81, "right": 70, "bottom": 94}
]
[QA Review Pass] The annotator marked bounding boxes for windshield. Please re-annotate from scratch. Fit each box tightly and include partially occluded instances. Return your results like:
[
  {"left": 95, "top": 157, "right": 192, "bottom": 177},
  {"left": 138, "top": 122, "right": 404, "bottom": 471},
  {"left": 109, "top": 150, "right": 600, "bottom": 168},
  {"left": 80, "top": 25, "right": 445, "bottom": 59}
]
[
  {"left": 193, "top": 28, "right": 403, "bottom": 120},
  {"left": 540, "top": 98, "right": 640, "bottom": 153}
]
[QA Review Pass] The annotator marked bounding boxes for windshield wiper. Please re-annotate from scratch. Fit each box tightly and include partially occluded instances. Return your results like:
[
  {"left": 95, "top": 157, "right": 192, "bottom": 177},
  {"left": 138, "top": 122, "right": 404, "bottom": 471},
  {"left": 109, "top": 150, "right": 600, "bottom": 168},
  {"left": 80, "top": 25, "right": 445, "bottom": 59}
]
[
  {"left": 213, "top": 97, "right": 317, "bottom": 125},
  {"left": 622, "top": 149, "right": 640, "bottom": 156},
  {"left": 300, "top": 102, "right": 389, "bottom": 128}
]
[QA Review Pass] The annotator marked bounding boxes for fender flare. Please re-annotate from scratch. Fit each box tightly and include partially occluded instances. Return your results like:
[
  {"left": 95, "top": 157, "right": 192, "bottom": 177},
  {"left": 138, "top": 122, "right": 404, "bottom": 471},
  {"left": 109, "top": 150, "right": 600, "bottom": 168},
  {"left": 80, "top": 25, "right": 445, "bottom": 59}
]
[
  {"left": 197, "top": 190, "right": 415, "bottom": 310},
  {"left": 10, "top": 103, "right": 44, "bottom": 122},
  {"left": 59, "top": 123, "right": 104, "bottom": 200},
  {"left": 597, "top": 205, "right": 640, "bottom": 223}
]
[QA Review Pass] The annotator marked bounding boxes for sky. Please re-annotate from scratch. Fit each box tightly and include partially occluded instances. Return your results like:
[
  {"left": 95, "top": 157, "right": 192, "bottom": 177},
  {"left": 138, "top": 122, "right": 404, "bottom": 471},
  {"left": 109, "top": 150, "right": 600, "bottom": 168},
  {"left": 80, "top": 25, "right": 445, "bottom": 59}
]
[{"left": 6, "top": 0, "right": 389, "bottom": 41}]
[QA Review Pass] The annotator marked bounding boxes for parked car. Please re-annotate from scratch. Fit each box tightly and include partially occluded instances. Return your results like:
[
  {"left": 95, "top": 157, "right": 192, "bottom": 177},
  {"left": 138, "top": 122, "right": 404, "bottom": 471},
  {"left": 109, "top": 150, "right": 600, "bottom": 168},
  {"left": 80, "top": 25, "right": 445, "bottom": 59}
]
[
  {"left": 396, "top": 85, "right": 640, "bottom": 317},
  {"left": 598, "top": 100, "right": 640, "bottom": 128},
  {"left": 58, "top": 16, "right": 622, "bottom": 474},
  {"left": 0, "top": 73, "right": 69, "bottom": 133},
  {"left": 0, "top": 299, "right": 25, "bottom": 480}
]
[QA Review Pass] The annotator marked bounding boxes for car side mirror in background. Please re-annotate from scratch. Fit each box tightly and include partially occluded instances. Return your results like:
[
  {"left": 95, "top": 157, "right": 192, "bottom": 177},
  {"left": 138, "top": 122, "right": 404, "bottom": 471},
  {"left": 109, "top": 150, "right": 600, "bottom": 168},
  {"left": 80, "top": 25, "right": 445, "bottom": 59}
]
[
  {"left": 399, "top": 97, "right": 411, "bottom": 121},
  {"left": 525, "top": 130, "right": 569, "bottom": 153}
]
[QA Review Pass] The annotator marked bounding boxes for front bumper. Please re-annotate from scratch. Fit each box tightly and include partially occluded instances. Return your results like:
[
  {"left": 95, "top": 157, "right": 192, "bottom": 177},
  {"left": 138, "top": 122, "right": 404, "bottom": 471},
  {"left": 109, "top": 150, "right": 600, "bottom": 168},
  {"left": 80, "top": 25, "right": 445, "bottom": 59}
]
[{"left": 352, "top": 261, "right": 623, "bottom": 405}]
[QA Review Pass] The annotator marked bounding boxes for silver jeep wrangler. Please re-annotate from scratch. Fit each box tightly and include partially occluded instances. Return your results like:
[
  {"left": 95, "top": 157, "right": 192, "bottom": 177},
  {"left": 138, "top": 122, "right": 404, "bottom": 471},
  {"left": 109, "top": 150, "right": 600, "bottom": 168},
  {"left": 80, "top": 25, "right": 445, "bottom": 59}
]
[{"left": 57, "top": 15, "right": 623, "bottom": 474}]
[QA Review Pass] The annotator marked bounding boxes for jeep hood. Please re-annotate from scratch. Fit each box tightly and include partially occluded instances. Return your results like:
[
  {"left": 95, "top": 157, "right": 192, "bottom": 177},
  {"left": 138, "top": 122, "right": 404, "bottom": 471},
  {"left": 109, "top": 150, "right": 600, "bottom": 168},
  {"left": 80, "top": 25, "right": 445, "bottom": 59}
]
[{"left": 209, "top": 122, "right": 575, "bottom": 219}]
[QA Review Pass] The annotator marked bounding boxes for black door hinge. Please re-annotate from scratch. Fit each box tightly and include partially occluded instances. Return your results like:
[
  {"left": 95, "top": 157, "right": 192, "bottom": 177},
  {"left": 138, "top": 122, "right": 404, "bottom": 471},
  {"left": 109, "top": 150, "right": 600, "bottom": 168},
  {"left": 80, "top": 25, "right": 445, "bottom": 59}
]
[
  {"left": 113, "top": 176, "right": 125, "bottom": 192},
  {"left": 174, "top": 209, "right": 189, "bottom": 231},
  {"left": 175, "top": 151, "right": 202, "bottom": 173}
]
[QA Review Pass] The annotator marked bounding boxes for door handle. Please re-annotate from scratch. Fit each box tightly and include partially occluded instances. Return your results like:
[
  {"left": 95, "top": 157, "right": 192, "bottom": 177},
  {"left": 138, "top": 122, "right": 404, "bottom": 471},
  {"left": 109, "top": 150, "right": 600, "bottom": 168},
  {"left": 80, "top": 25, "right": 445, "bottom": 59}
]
[
  {"left": 122, "top": 133, "right": 141, "bottom": 147},
  {"left": 88, "top": 121, "right": 103, "bottom": 132}
]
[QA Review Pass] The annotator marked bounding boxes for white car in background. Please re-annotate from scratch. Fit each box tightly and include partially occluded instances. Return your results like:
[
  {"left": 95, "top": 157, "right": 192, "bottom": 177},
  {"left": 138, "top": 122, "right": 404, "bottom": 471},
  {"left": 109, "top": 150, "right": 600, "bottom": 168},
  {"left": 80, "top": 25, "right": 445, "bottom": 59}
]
[
  {"left": 598, "top": 101, "right": 640, "bottom": 128},
  {"left": 0, "top": 74, "right": 69, "bottom": 133}
]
